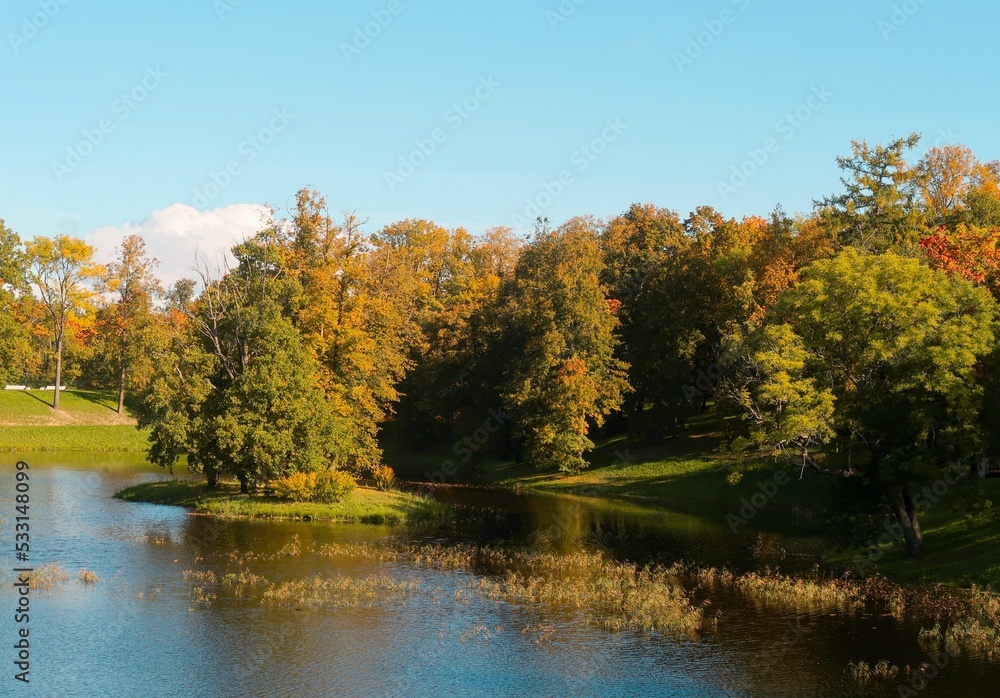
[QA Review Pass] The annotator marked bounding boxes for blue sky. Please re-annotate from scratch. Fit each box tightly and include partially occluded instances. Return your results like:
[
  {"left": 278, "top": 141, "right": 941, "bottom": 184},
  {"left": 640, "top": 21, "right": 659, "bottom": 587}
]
[{"left": 1, "top": 0, "right": 996, "bottom": 278}]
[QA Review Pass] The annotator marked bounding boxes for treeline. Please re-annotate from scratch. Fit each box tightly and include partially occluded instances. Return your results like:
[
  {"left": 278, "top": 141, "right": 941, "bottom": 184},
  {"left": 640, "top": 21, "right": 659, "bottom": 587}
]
[{"left": 3, "top": 134, "right": 1000, "bottom": 554}]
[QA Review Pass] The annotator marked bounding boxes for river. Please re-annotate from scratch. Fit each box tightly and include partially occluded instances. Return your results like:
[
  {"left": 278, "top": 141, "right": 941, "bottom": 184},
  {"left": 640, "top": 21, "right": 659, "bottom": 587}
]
[{"left": 0, "top": 454, "right": 994, "bottom": 697}]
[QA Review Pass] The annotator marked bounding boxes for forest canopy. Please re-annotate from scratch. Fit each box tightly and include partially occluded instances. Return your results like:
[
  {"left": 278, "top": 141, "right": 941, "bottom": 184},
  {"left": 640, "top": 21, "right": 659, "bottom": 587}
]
[{"left": 4, "top": 134, "right": 1000, "bottom": 553}]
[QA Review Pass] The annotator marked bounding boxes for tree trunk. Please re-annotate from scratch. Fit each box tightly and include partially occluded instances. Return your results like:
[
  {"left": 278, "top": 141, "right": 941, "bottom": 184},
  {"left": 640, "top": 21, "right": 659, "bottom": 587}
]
[
  {"left": 206, "top": 469, "right": 219, "bottom": 490},
  {"left": 117, "top": 361, "right": 127, "bottom": 415},
  {"left": 890, "top": 490, "right": 922, "bottom": 556},
  {"left": 903, "top": 487, "right": 924, "bottom": 547},
  {"left": 53, "top": 335, "right": 63, "bottom": 411},
  {"left": 237, "top": 473, "right": 249, "bottom": 495}
]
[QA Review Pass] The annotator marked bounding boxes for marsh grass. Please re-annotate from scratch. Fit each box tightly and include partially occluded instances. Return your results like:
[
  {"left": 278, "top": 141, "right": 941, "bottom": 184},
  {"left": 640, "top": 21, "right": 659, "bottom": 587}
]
[
  {"left": 319, "top": 543, "right": 705, "bottom": 636},
  {"left": 260, "top": 575, "right": 421, "bottom": 607},
  {"left": 732, "top": 571, "right": 862, "bottom": 611},
  {"left": 182, "top": 537, "right": 1000, "bottom": 656},
  {"left": 182, "top": 570, "right": 217, "bottom": 584},
  {"left": 674, "top": 562, "right": 863, "bottom": 613},
  {"left": 521, "top": 624, "right": 558, "bottom": 644},
  {"left": 78, "top": 569, "right": 100, "bottom": 584},
  {"left": 315, "top": 542, "right": 865, "bottom": 633},
  {"left": 189, "top": 586, "right": 216, "bottom": 604},
  {"left": 275, "top": 535, "right": 301, "bottom": 558},
  {"left": 472, "top": 551, "right": 705, "bottom": 637},
  {"left": 846, "top": 659, "right": 899, "bottom": 685},
  {"left": 23, "top": 564, "right": 69, "bottom": 590},
  {"left": 917, "top": 587, "right": 1000, "bottom": 659},
  {"left": 219, "top": 570, "right": 268, "bottom": 587},
  {"left": 460, "top": 624, "right": 502, "bottom": 643}
]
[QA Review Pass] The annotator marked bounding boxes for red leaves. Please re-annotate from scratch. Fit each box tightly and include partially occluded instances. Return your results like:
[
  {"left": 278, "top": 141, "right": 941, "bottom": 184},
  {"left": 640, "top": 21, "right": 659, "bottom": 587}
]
[{"left": 920, "top": 226, "right": 1000, "bottom": 292}]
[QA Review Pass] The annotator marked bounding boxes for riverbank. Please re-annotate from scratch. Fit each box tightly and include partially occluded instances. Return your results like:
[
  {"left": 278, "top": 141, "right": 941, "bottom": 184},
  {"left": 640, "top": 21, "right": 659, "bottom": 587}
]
[
  {"left": 385, "top": 422, "right": 1000, "bottom": 590},
  {"left": 115, "top": 479, "right": 450, "bottom": 525},
  {"left": 0, "top": 389, "right": 150, "bottom": 452}
]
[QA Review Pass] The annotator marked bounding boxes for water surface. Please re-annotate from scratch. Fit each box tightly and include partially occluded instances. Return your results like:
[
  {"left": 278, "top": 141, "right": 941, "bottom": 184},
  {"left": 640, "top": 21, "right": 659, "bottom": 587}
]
[{"left": 0, "top": 454, "right": 993, "bottom": 697}]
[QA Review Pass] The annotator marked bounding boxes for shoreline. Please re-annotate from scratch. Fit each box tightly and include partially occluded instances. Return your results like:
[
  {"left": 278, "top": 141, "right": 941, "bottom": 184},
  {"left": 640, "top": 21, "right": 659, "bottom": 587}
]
[{"left": 115, "top": 480, "right": 451, "bottom": 527}]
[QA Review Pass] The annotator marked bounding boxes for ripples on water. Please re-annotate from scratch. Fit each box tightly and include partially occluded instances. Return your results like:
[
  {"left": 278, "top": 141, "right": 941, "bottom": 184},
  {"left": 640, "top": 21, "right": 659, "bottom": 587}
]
[{"left": 0, "top": 455, "right": 995, "bottom": 697}]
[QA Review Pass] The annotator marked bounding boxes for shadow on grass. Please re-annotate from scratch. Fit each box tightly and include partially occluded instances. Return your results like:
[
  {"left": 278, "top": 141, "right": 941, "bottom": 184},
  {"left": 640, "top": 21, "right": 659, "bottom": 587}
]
[
  {"left": 21, "top": 390, "right": 52, "bottom": 408},
  {"left": 71, "top": 389, "right": 120, "bottom": 414}
]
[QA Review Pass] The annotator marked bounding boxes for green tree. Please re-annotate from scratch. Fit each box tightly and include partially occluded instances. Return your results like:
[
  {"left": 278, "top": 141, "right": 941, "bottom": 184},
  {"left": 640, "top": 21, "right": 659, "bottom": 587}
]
[
  {"left": 502, "top": 218, "right": 631, "bottom": 472},
  {"left": 726, "top": 249, "right": 997, "bottom": 555},
  {"left": 817, "top": 133, "right": 927, "bottom": 254},
  {"left": 0, "top": 221, "right": 31, "bottom": 384},
  {"left": 24, "top": 235, "right": 101, "bottom": 409},
  {"left": 140, "top": 240, "right": 339, "bottom": 492}
]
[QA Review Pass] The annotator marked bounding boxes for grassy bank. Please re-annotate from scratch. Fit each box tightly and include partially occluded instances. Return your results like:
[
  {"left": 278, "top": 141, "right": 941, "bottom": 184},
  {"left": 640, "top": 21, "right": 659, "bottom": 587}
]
[
  {"left": 386, "top": 419, "right": 829, "bottom": 533},
  {"left": 115, "top": 479, "right": 450, "bottom": 525},
  {"left": 827, "top": 485, "right": 1000, "bottom": 589},
  {"left": 386, "top": 418, "right": 1000, "bottom": 589},
  {"left": 0, "top": 389, "right": 149, "bottom": 452}
]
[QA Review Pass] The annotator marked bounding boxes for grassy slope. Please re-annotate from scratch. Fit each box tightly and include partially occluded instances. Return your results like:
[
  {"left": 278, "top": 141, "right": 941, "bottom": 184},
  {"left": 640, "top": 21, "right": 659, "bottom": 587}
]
[
  {"left": 827, "top": 480, "right": 1000, "bottom": 589},
  {"left": 0, "top": 389, "right": 150, "bottom": 451},
  {"left": 387, "top": 417, "right": 830, "bottom": 531},
  {"left": 116, "top": 480, "right": 449, "bottom": 526},
  {"left": 386, "top": 418, "right": 1000, "bottom": 588}
]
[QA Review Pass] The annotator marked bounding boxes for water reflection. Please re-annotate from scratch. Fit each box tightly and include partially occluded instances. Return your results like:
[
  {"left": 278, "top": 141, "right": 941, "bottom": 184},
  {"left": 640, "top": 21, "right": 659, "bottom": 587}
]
[{"left": 0, "top": 454, "right": 995, "bottom": 697}]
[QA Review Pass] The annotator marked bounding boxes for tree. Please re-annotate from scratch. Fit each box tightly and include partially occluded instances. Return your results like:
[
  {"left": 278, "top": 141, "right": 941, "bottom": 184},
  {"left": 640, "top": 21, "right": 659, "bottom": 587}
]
[
  {"left": 140, "top": 240, "right": 339, "bottom": 492},
  {"left": 390, "top": 224, "right": 526, "bottom": 455},
  {"left": 0, "top": 221, "right": 31, "bottom": 384},
  {"left": 276, "top": 190, "right": 417, "bottom": 473},
  {"left": 920, "top": 225, "right": 1000, "bottom": 297},
  {"left": 915, "top": 145, "right": 983, "bottom": 224},
  {"left": 726, "top": 249, "right": 997, "bottom": 556},
  {"left": 502, "top": 218, "right": 631, "bottom": 472},
  {"left": 24, "top": 235, "right": 101, "bottom": 409},
  {"left": 816, "top": 133, "right": 927, "bottom": 254},
  {"left": 96, "top": 235, "right": 162, "bottom": 414},
  {"left": 601, "top": 205, "right": 833, "bottom": 438}
]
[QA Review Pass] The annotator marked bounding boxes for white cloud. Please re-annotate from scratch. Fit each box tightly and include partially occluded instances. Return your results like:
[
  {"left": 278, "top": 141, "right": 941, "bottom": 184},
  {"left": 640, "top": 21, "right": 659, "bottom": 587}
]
[{"left": 86, "top": 203, "right": 269, "bottom": 287}]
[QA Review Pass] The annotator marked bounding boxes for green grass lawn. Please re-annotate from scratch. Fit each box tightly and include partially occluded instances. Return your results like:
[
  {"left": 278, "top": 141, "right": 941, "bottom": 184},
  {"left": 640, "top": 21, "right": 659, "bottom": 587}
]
[
  {"left": 0, "top": 389, "right": 135, "bottom": 423},
  {"left": 0, "top": 425, "right": 150, "bottom": 452},
  {"left": 827, "top": 479, "right": 1000, "bottom": 589},
  {"left": 0, "top": 389, "right": 150, "bottom": 452},
  {"left": 116, "top": 479, "right": 451, "bottom": 526}
]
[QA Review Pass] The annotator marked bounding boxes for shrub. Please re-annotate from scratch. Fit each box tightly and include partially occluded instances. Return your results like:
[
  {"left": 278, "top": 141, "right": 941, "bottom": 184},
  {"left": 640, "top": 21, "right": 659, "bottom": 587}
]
[
  {"left": 273, "top": 472, "right": 316, "bottom": 502},
  {"left": 371, "top": 464, "right": 397, "bottom": 492},
  {"left": 313, "top": 469, "right": 357, "bottom": 503}
]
